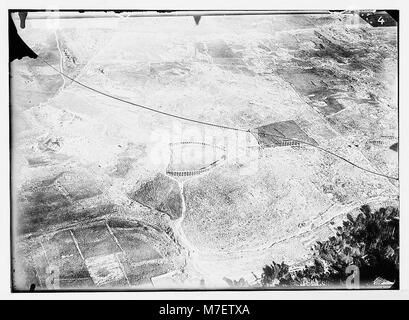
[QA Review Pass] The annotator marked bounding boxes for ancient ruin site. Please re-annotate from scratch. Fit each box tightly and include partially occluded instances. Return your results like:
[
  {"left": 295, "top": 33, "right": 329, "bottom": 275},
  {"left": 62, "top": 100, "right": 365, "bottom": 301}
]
[{"left": 10, "top": 11, "right": 398, "bottom": 290}]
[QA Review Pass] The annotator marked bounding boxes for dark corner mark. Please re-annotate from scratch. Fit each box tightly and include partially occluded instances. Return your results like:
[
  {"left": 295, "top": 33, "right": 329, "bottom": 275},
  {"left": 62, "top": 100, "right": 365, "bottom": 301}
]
[
  {"left": 8, "top": 12, "right": 38, "bottom": 62},
  {"left": 385, "top": 10, "right": 399, "bottom": 23}
]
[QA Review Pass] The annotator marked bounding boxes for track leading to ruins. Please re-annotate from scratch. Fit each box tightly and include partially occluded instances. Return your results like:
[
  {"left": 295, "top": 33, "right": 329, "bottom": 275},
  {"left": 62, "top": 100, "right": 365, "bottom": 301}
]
[{"left": 38, "top": 57, "right": 399, "bottom": 181}]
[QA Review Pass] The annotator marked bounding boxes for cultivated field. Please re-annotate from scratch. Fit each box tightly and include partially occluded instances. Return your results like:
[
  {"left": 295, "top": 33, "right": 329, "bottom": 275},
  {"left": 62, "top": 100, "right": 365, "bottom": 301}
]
[{"left": 11, "top": 13, "right": 398, "bottom": 289}]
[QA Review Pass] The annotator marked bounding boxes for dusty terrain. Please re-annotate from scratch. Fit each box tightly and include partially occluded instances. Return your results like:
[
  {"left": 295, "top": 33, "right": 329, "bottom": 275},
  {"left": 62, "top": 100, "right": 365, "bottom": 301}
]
[{"left": 11, "top": 13, "right": 398, "bottom": 289}]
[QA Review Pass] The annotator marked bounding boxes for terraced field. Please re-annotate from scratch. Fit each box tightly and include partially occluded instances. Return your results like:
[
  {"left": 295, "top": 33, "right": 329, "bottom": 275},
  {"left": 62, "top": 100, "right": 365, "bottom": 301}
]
[{"left": 11, "top": 12, "right": 398, "bottom": 290}]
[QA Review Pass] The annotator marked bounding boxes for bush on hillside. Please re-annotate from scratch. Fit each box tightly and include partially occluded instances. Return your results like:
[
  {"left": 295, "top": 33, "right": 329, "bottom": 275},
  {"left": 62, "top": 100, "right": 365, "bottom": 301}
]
[{"left": 260, "top": 205, "right": 399, "bottom": 288}]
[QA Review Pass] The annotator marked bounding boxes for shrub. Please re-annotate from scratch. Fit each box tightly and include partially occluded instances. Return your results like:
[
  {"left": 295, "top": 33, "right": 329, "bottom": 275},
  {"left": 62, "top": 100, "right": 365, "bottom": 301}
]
[{"left": 260, "top": 205, "right": 399, "bottom": 288}]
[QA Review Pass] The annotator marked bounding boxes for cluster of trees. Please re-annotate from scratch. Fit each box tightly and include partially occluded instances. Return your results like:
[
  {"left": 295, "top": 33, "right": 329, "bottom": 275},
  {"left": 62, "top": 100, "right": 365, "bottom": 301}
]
[
  {"left": 225, "top": 205, "right": 399, "bottom": 289},
  {"left": 260, "top": 205, "right": 399, "bottom": 289}
]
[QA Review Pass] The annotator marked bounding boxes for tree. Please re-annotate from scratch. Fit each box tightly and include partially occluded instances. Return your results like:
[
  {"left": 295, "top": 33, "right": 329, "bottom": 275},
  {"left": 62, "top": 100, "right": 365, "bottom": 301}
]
[{"left": 260, "top": 205, "right": 399, "bottom": 288}]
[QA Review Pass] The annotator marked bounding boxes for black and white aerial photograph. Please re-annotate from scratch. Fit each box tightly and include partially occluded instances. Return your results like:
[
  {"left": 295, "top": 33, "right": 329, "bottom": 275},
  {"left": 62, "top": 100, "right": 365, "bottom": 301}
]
[{"left": 8, "top": 7, "right": 401, "bottom": 294}]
